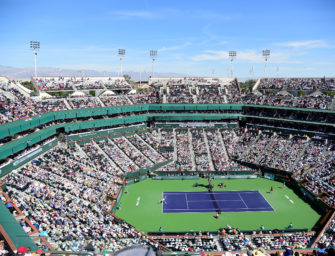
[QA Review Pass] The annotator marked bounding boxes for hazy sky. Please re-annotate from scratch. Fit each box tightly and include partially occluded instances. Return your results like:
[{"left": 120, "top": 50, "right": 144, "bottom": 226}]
[{"left": 0, "top": 0, "right": 335, "bottom": 77}]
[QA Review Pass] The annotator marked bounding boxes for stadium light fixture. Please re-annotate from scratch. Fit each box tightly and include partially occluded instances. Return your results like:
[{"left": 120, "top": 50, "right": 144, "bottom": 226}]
[
  {"left": 30, "top": 41, "right": 40, "bottom": 78},
  {"left": 229, "top": 51, "right": 236, "bottom": 78},
  {"left": 139, "top": 65, "right": 142, "bottom": 87},
  {"left": 118, "top": 49, "right": 126, "bottom": 77},
  {"left": 250, "top": 65, "right": 255, "bottom": 79},
  {"left": 150, "top": 50, "right": 157, "bottom": 77},
  {"left": 262, "top": 49, "right": 270, "bottom": 77}
]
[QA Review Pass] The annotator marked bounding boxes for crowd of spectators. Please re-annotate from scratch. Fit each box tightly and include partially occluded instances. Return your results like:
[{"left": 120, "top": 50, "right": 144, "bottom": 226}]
[
  {"left": 112, "top": 137, "right": 153, "bottom": 168},
  {"left": 191, "top": 129, "right": 212, "bottom": 172},
  {"left": 100, "top": 95, "right": 132, "bottom": 106},
  {"left": 251, "top": 232, "right": 314, "bottom": 250},
  {"left": 0, "top": 82, "right": 69, "bottom": 124},
  {"left": 175, "top": 130, "right": 194, "bottom": 171},
  {"left": 153, "top": 233, "right": 218, "bottom": 252},
  {"left": 35, "top": 77, "right": 74, "bottom": 91},
  {"left": 317, "top": 214, "right": 335, "bottom": 249},
  {"left": 258, "top": 78, "right": 335, "bottom": 91},
  {"left": 68, "top": 96, "right": 102, "bottom": 109},
  {"left": 1, "top": 76, "right": 335, "bottom": 127},
  {"left": 2, "top": 75, "right": 335, "bottom": 254},
  {"left": 34, "top": 77, "right": 132, "bottom": 91},
  {"left": 2, "top": 144, "right": 159, "bottom": 252},
  {"left": 127, "top": 134, "right": 166, "bottom": 164}
]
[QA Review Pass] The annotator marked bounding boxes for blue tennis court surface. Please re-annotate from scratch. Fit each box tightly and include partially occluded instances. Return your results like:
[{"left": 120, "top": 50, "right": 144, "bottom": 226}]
[{"left": 162, "top": 190, "right": 274, "bottom": 213}]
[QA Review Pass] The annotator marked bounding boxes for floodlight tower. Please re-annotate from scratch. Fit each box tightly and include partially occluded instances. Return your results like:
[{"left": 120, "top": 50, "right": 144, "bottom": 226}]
[
  {"left": 229, "top": 51, "right": 236, "bottom": 78},
  {"left": 30, "top": 41, "right": 40, "bottom": 78},
  {"left": 250, "top": 65, "right": 255, "bottom": 79},
  {"left": 118, "top": 49, "right": 126, "bottom": 77},
  {"left": 262, "top": 49, "right": 270, "bottom": 77},
  {"left": 150, "top": 50, "right": 157, "bottom": 77}
]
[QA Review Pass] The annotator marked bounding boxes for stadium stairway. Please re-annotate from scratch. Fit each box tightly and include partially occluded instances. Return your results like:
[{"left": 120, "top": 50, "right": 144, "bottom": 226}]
[
  {"left": 218, "top": 129, "right": 229, "bottom": 160},
  {"left": 133, "top": 133, "right": 167, "bottom": 162},
  {"left": 0, "top": 88, "right": 16, "bottom": 100},
  {"left": 163, "top": 94, "right": 167, "bottom": 103},
  {"left": 109, "top": 137, "right": 140, "bottom": 170},
  {"left": 172, "top": 129, "right": 178, "bottom": 162},
  {"left": 223, "top": 94, "right": 228, "bottom": 103},
  {"left": 158, "top": 128, "right": 162, "bottom": 144},
  {"left": 289, "top": 138, "right": 310, "bottom": 173},
  {"left": 270, "top": 135, "right": 292, "bottom": 168},
  {"left": 91, "top": 140, "right": 125, "bottom": 174},
  {"left": 122, "top": 136, "right": 155, "bottom": 164},
  {"left": 63, "top": 98, "right": 72, "bottom": 109},
  {"left": 239, "top": 131, "right": 261, "bottom": 160},
  {"left": 203, "top": 129, "right": 216, "bottom": 171},
  {"left": 256, "top": 133, "right": 278, "bottom": 163},
  {"left": 75, "top": 142, "right": 88, "bottom": 158},
  {"left": 96, "top": 96, "right": 105, "bottom": 107},
  {"left": 188, "top": 129, "right": 197, "bottom": 171}
]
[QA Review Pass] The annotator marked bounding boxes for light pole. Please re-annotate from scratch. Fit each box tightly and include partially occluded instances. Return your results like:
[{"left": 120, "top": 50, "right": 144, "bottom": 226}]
[
  {"left": 229, "top": 51, "right": 236, "bottom": 78},
  {"left": 30, "top": 41, "right": 40, "bottom": 78},
  {"left": 262, "top": 49, "right": 270, "bottom": 77},
  {"left": 118, "top": 49, "right": 125, "bottom": 77},
  {"left": 250, "top": 65, "right": 254, "bottom": 79},
  {"left": 150, "top": 50, "right": 157, "bottom": 77},
  {"left": 139, "top": 65, "right": 142, "bottom": 87}
]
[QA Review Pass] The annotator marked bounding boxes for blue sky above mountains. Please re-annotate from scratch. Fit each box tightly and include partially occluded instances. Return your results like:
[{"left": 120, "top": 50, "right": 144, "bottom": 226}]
[{"left": 0, "top": 0, "right": 334, "bottom": 78}]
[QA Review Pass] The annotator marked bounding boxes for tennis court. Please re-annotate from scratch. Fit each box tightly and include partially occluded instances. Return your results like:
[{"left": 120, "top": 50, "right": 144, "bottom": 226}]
[{"left": 163, "top": 190, "right": 274, "bottom": 213}]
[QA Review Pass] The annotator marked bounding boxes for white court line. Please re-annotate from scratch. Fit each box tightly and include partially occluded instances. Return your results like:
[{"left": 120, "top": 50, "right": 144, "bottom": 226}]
[
  {"left": 238, "top": 192, "right": 249, "bottom": 209},
  {"left": 185, "top": 193, "right": 189, "bottom": 209}
]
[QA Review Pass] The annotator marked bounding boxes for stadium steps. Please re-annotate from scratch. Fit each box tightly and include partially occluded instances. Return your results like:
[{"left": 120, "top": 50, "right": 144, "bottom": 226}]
[
  {"left": 203, "top": 129, "right": 215, "bottom": 171},
  {"left": 75, "top": 142, "right": 88, "bottom": 158},
  {"left": 109, "top": 138, "right": 140, "bottom": 170},
  {"left": 122, "top": 136, "right": 154, "bottom": 164},
  {"left": 162, "top": 94, "right": 167, "bottom": 103},
  {"left": 133, "top": 133, "right": 167, "bottom": 161},
  {"left": 223, "top": 94, "right": 228, "bottom": 103},
  {"left": 62, "top": 98, "right": 72, "bottom": 110},
  {"left": 252, "top": 78, "right": 261, "bottom": 91},
  {"left": 213, "top": 235, "right": 224, "bottom": 252},
  {"left": 172, "top": 129, "right": 178, "bottom": 161},
  {"left": 0, "top": 89, "right": 16, "bottom": 100},
  {"left": 271, "top": 135, "right": 293, "bottom": 169},
  {"left": 239, "top": 132, "right": 261, "bottom": 160},
  {"left": 256, "top": 134, "right": 278, "bottom": 163},
  {"left": 217, "top": 129, "right": 229, "bottom": 160},
  {"left": 188, "top": 129, "right": 197, "bottom": 171},
  {"left": 289, "top": 138, "right": 310, "bottom": 173},
  {"left": 158, "top": 128, "right": 162, "bottom": 144},
  {"left": 96, "top": 96, "right": 105, "bottom": 107},
  {"left": 91, "top": 140, "right": 125, "bottom": 173},
  {"left": 303, "top": 144, "right": 334, "bottom": 176}
]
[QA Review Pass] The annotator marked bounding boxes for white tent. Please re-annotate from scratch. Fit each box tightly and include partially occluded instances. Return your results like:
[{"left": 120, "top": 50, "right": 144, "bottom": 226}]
[
  {"left": 70, "top": 91, "right": 86, "bottom": 97},
  {"left": 100, "top": 90, "right": 115, "bottom": 96},
  {"left": 277, "top": 90, "right": 293, "bottom": 97},
  {"left": 308, "top": 90, "right": 323, "bottom": 97},
  {"left": 39, "top": 92, "right": 52, "bottom": 99}
]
